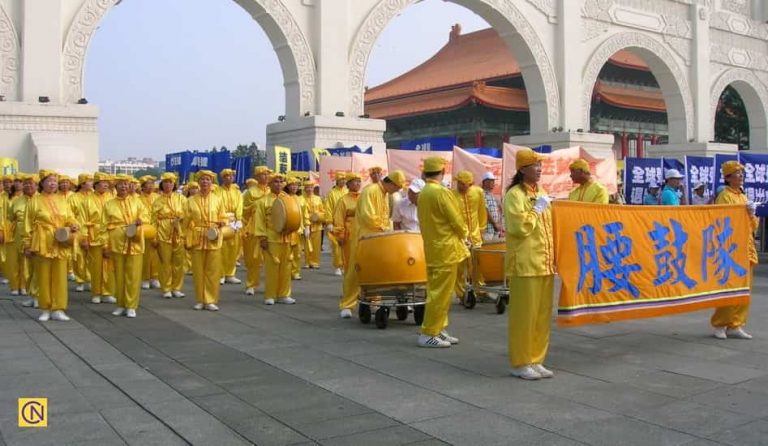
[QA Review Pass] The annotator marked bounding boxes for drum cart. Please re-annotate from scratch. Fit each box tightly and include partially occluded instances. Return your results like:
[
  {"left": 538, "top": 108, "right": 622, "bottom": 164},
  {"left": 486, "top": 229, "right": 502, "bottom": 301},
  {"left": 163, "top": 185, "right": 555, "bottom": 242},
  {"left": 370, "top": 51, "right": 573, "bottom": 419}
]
[
  {"left": 358, "top": 283, "right": 427, "bottom": 329},
  {"left": 463, "top": 242, "right": 509, "bottom": 314}
]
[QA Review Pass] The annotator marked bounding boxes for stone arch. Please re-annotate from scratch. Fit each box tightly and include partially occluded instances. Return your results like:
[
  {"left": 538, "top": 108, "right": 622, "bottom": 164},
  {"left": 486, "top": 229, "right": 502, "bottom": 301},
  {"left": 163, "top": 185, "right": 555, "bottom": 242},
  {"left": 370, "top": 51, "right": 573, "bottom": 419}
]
[
  {"left": 582, "top": 31, "right": 694, "bottom": 144},
  {"left": 0, "top": 4, "right": 19, "bottom": 101},
  {"left": 348, "top": 0, "right": 559, "bottom": 134},
  {"left": 710, "top": 68, "right": 768, "bottom": 151},
  {"left": 61, "top": 0, "right": 315, "bottom": 118}
]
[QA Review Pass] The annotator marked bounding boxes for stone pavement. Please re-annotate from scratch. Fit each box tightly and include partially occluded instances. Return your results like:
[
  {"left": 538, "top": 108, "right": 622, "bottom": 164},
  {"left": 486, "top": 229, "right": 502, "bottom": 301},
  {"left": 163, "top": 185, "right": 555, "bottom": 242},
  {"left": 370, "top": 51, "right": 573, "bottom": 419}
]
[{"left": 0, "top": 256, "right": 767, "bottom": 446}]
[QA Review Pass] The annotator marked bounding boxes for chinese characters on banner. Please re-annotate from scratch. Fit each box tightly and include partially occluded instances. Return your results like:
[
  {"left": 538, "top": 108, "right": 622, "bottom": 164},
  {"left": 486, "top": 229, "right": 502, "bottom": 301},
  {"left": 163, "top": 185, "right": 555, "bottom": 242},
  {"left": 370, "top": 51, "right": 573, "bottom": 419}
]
[
  {"left": 386, "top": 149, "right": 453, "bottom": 185},
  {"left": 738, "top": 152, "right": 768, "bottom": 204},
  {"left": 274, "top": 145, "right": 292, "bottom": 175},
  {"left": 318, "top": 155, "right": 352, "bottom": 196},
  {"left": 684, "top": 156, "right": 714, "bottom": 203},
  {"left": 452, "top": 146, "right": 503, "bottom": 196},
  {"left": 623, "top": 157, "right": 663, "bottom": 205},
  {"left": 351, "top": 152, "right": 389, "bottom": 187},
  {"left": 553, "top": 201, "right": 752, "bottom": 327}
]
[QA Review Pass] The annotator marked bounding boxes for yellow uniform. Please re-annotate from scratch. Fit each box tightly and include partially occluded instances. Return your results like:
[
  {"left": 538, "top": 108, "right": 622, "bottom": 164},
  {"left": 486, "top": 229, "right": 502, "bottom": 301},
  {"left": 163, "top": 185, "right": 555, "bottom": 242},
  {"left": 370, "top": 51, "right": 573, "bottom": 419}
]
[
  {"left": 103, "top": 196, "right": 150, "bottom": 311},
  {"left": 70, "top": 190, "right": 92, "bottom": 286},
  {"left": 138, "top": 192, "right": 160, "bottom": 284},
  {"left": 23, "top": 192, "right": 78, "bottom": 312},
  {"left": 83, "top": 191, "right": 115, "bottom": 300},
  {"left": 184, "top": 192, "right": 227, "bottom": 305},
  {"left": 216, "top": 184, "right": 243, "bottom": 279},
  {"left": 335, "top": 192, "right": 360, "bottom": 310},
  {"left": 418, "top": 180, "right": 469, "bottom": 336},
  {"left": 711, "top": 187, "right": 759, "bottom": 329},
  {"left": 568, "top": 179, "right": 609, "bottom": 204},
  {"left": 325, "top": 185, "right": 348, "bottom": 269},
  {"left": 8, "top": 194, "right": 34, "bottom": 294},
  {"left": 0, "top": 193, "right": 11, "bottom": 278},
  {"left": 504, "top": 183, "right": 555, "bottom": 368},
  {"left": 302, "top": 193, "right": 325, "bottom": 268},
  {"left": 453, "top": 185, "right": 487, "bottom": 299},
  {"left": 152, "top": 192, "right": 186, "bottom": 294},
  {"left": 292, "top": 194, "right": 305, "bottom": 278},
  {"left": 254, "top": 192, "right": 294, "bottom": 301},
  {"left": 241, "top": 184, "right": 269, "bottom": 289}
]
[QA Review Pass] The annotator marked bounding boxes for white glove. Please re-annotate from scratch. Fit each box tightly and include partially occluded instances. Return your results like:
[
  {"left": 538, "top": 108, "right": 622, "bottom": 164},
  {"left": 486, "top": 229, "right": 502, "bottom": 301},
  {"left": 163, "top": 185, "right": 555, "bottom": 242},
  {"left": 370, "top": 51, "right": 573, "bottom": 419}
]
[
  {"left": 747, "top": 201, "right": 758, "bottom": 215},
  {"left": 230, "top": 220, "right": 243, "bottom": 231},
  {"left": 533, "top": 196, "right": 553, "bottom": 214},
  {"left": 325, "top": 224, "right": 334, "bottom": 232},
  {"left": 304, "top": 227, "right": 310, "bottom": 238}
]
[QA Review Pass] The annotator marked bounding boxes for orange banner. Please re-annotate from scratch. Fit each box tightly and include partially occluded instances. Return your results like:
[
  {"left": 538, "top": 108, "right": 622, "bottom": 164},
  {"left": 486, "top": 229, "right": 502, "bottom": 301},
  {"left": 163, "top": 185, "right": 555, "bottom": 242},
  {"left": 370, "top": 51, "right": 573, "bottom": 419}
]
[
  {"left": 351, "top": 152, "right": 389, "bottom": 188},
  {"left": 386, "top": 149, "right": 453, "bottom": 184},
  {"left": 319, "top": 156, "right": 352, "bottom": 196},
  {"left": 452, "top": 146, "right": 503, "bottom": 196},
  {"left": 553, "top": 201, "right": 752, "bottom": 327}
]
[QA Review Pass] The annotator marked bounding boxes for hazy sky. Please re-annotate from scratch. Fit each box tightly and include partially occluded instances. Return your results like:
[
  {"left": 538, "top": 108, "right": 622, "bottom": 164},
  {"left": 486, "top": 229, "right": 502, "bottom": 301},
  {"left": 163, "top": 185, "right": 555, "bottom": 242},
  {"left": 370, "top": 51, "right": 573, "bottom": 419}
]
[{"left": 85, "top": 0, "right": 488, "bottom": 160}]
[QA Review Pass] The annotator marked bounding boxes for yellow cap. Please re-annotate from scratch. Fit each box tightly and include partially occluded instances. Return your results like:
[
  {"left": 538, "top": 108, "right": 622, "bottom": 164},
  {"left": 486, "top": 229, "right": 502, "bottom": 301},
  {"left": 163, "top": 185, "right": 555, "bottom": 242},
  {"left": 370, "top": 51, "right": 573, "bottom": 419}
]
[
  {"left": 19, "top": 173, "right": 35, "bottom": 182},
  {"left": 368, "top": 166, "right": 383, "bottom": 174},
  {"left": 114, "top": 174, "right": 133, "bottom": 183},
  {"left": 58, "top": 175, "right": 73, "bottom": 183},
  {"left": 386, "top": 170, "right": 406, "bottom": 188},
  {"left": 269, "top": 173, "right": 286, "bottom": 182},
  {"left": 569, "top": 159, "right": 590, "bottom": 172},
  {"left": 722, "top": 160, "right": 744, "bottom": 177},
  {"left": 186, "top": 181, "right": 199, "bottom": 189},
  {"left": 196, "top": 169, "right": 216, "bottom": 180},
  {"left": 78, "top": 173, "right": 93, "bottom": 185},
  {"left": 220, "top": 168, "right": 236, "bottom": 177},
  {"left": 139, "top": 175, "right": 156, "bottom": 184},
  {"left": 160, "top": 172, "right": 177, "bottom": 183},
  {"left": 254, "top": 166, "right": 270, "bottom": 175},
  {"left": 39, "top": 169, "right": 58, "bottom": 181},
  {"left": 454, "top": 170, "right": 474, "bottom": 185},
  {"left": 303, "top": 180, "right": 317, "bottom": 187},
  {"left": 346, "top": 172, "right": 362, "bottom": 182},
  {"left": 335, "top": 171, "right": 347, "bottom": 181},
  {"left": 93, "top": 172, "right": 110, "bottom": 183},
  {"left": 515, "top": 148, "right": 545, "bottom": 169},
  {"left": 422, "top": 156, "right": 446, "bottom": 173},
  {"left": 284, "top": 176, "right": 299, "bottom": 186},
  {"left": 245, "top": 178, "right": 257, "bottom": 186}
]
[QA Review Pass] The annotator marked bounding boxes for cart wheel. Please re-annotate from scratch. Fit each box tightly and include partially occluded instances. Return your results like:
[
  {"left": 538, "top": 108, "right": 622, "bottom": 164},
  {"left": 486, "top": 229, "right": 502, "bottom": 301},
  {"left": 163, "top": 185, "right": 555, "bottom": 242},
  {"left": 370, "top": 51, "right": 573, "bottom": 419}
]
[
  {"left": 413, "top": 305, "right": 425, "bottom": 325},
  {"left": 359, "top": 304, "right": 371, "bottom": 324},
  {"left": 496, "top": 295, "right": 507, "bottom": 315},
  {"left": 395, "top": 306, "right": 409, "bottom": 321},
  {"left": 464, "top": 290, "right": 477, "bottom": 309},
  {"left": 375, "top": 307, "right": 389, "bottom": 329}
]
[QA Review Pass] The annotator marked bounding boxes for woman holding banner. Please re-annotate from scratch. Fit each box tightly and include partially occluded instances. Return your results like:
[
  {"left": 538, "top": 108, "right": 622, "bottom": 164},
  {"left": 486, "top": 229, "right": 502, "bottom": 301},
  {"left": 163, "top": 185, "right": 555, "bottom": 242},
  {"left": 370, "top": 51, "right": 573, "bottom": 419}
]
[
  {"left": 711, "top": 160, "right": 759, "bottom": 340},
  {"left": 504, "top": 148, "right": 555, "bottom": 380}
]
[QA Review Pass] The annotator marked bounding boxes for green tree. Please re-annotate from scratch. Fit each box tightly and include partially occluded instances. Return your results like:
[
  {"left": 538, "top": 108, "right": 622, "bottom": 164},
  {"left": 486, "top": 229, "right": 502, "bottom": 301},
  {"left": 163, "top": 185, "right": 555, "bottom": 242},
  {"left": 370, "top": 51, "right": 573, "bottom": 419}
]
[
  {"left": 133, "top": 167, "right": 162, "bottom": 179},
  {"left": 715, "top": 86, "right": 750, "bottom": 150}
]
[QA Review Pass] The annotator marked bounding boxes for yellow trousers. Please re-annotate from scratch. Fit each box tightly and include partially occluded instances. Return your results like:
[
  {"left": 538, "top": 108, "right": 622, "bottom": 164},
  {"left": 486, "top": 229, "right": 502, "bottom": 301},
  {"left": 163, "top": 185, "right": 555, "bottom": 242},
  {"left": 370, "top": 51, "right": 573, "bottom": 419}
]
[
  {"left": 291, "top": 242, "right": 301, "bottom": 277},
  {"left": 88, "top": 246, "right": 114, "bottom": 297},
  {"left": 304, "top": 230, "right": 322, "bottom": 267},
  {"left": 711, "top": 267, "right": 752, "bottom": 328},
  {"left": 264, "top": 242, "right": 291, "bottom": 300},
  {"left": 508, "top": 275, "right": 554, "bottom": 368},
  {"left": 141, "top": 245, "right": 159, "bottom": 281},
  {"left": 34, "top": 256, "right": 68, "bottom": 311},
  {"left": 157, "top": 242, "right": 185, "bottom": 292},
  {"left": 112, "top": 253, "right": 142, "bottom": 310},
  {"left": 185, "top": 249, "right": 192, "bottom": 273},
  {"left": 6, "top": 244, "right": 29, "bottom": 291},
  {"left": 339, "top": 239, "right": 360, "bottom": 310},
  {"left": 191, "top": 249, "right": 221, "bottom": 305},
  {"left": 242, "top": 235, "right": 262, "bottom": 288},
  {"left": 330, "top": 235, "right": 343, "bottom": 269},
  {"left": 73, "top": 245, "right": 90, "bottom": 284},
  {"left": 220, "top": 234, "right": 240, "bottom": 277},
  {"left": 421, "top": 264, "right": 459, "bottom": 336}
]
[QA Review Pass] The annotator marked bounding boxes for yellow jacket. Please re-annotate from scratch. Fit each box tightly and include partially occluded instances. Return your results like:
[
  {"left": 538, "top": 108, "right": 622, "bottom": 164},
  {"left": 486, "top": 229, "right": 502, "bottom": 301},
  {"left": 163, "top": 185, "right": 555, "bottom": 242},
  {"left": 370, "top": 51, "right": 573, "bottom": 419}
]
[
  {"left": 716, "top": 186, "right": 759, "bottom": 265},
  {"left": 81, "top": 192, "right": 112, "bottom": 246},
  {"left": 102, "top": 195, "right": 150, "bottom": 255},
  {"left": 242, "top": 184, "right": 268, "bottom": 237},
  {"left": 453, "top": 185, "right": 487, "bottom": 246},
  {"left": 23, "top": 192, "right": 78, "bottom": 259},
  {"left": 302, "top": 194, "right": 325, "bottom": 232},
  {"left": 356, "top": 183, "right": 391, "bottom": 238},
  {"left": 418, "top": 179, "right": 469, "bottom": 268},
  {"left": 254, "top": 192, "right": 299, "bottom": 244},
  {"left": 324, "top": 186, "right": 347, "bottom": 222},
  {"left": 333, "top": 192, "right": 360, "bottom": 243},
  {"left": 183, "top": 192, "right": 227, "bottom": 250},
  {"left": 216, "top": 184, "right": 243, "bottom": 222},
  {"left": 504, "top": 183, "right": 555, "bottom": 277},
  {"left": 568, "top": 179, "right": 609, "bottom": 204},
  {"left": 152, "top": 192, "right": 186, "bottom": 245},
  {"left": 0, "top": 193, "right": 11, "bottom": 245},
  {"left": 138, "top": 192, "right": 158, "bottom": 218},
  {"left": 10, "top": 194, "right": 34, "bottom": 246}
]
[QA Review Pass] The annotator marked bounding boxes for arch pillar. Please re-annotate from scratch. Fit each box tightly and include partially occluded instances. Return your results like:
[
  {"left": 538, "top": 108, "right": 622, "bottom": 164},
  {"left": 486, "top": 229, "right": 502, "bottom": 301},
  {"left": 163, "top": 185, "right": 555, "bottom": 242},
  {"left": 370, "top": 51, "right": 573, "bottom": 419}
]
[{"left": 710, "top": 68, "right": 768, "bottom": 152}]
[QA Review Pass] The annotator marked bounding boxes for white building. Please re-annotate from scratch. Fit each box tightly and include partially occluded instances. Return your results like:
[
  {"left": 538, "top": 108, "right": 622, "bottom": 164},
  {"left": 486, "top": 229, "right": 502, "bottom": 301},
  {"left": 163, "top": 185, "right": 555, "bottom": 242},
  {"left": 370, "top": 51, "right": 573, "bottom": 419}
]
[{"left": 98, "top": 157, "right": 158, "bottom": 175}]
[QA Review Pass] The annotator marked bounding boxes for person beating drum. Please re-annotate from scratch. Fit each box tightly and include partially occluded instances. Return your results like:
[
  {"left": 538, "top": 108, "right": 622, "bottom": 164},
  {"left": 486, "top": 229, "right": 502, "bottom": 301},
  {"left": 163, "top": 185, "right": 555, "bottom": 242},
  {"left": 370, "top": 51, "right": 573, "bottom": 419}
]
[
  {"left": 302, "top": 180, "right": 325, "bottom": 269},
  {"left": 153, "top": 172, "right": 186, "bottom": 299},
  {"left": 217, "top": 169, "right": 243, "bottom": 285},
  {"left": 416, "top": 157, "right": 469, "bottom": 348},
  {"left": 452, "top": 171, "right": 487, "bottom": 304},
  {"left": 324, "top": 172, "right": 348, "bottom": 276},
  {"left": 335, "top": 172, "right": 362, "bottom": 318},
  {"left": 241, "top": 166, "right": 271, "bottom": 295}
]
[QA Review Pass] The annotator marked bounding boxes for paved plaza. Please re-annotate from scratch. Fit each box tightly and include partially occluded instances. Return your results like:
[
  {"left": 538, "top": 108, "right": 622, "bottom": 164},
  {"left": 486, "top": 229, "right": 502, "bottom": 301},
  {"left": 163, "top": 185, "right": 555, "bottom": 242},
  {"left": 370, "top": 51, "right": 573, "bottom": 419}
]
[{"left": 0, "top": 254, "right": 767, "bottom": 446}]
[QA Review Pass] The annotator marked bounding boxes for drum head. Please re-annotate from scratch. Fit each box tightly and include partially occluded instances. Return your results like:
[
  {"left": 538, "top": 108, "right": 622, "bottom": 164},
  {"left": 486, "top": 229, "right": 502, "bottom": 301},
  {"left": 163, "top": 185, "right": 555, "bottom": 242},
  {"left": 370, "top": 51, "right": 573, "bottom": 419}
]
[
  {"left": 206, "top": 227, "right": 219, "bottom": 241},
  {"left": 271, "top": 196, "right": 301, "bottom": 233},
  {"left": 125, "top": 224, "right": 137, "bottom": 238},
  {"left": 54, "top": 227, "right": 70, "bottom": 243}
]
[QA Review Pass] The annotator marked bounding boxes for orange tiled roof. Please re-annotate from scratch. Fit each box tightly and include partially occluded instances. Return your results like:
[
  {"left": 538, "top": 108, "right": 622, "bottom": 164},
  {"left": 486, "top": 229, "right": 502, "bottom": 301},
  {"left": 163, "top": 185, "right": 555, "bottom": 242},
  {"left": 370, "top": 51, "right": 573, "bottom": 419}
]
[{"left": 594, "top": 82, "right": 666, "bottom": 113}]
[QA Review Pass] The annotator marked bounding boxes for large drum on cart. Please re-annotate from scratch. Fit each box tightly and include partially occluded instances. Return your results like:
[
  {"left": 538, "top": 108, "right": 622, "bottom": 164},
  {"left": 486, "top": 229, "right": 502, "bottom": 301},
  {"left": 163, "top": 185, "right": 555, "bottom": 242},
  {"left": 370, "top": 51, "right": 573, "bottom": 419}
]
[
  {"left": 473, "top": 240, "right": 505, "bottom": 283},
  {"left": 355, "top": 230, "right": 427, "bottom": 329}
]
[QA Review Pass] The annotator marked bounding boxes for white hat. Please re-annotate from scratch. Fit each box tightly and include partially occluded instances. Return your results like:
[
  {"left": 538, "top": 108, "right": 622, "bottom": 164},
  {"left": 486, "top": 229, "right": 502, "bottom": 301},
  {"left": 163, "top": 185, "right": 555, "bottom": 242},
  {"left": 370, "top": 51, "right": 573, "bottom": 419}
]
[
  {"left": 409, "top": 178, "right": 425, "bottom": 193},
  {"left": 693, "top": 181, "right": 707, "bottom": 190},
  {"left": 648, "top": 181, "right": 660, "bottom": 188},
  {"left": 664, "top": 169, "right": 684, "bottom": 180},
  {"left": 481, "top": 172, "right": 496, "bottom": 181}
]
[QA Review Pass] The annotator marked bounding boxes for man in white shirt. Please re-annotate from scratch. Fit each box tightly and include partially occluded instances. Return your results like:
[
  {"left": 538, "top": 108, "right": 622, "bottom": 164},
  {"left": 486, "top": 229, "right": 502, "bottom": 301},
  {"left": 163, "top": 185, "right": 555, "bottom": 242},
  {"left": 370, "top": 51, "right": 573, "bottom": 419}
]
[
  {"left": 393, "top": 179, "right": 424, "bottom": 231},
  {"left": 691, "top": 181, "right": 711, "bottom": 205}
]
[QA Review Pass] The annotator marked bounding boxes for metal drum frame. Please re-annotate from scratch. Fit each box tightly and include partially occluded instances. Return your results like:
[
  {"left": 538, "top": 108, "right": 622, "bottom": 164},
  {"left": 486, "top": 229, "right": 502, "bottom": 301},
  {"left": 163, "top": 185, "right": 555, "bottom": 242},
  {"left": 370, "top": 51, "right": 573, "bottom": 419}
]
[
  {"left": 358, "top": 283, "right": 427, "bottom": 329},
  {"left": 463, "top": 244, "right": 509, "bottom": 314}
]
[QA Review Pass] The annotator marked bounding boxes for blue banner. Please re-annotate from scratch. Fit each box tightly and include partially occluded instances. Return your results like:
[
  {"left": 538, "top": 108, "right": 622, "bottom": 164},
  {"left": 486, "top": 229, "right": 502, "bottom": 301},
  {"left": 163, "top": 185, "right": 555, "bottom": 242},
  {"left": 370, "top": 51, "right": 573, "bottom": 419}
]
[
  {"left": 714, "top": 153, "right": 738, "bottom": 194},
  {"left": 210, "top": 150, "right": 231, "bottom": 174},
  {"left": 738, "top": 152, "right": 768, "bottom": 204},
  {"left": 683, "top": 156, "right": 714, "bottom": 203},
  {"left": 189, "top": 152, "right": 212, "bottom": 173},
  {"left": 400, "top": 137, "right": 457, "bottom": 151},
  {"left": 663, "top": 158, "right": 684, "bottom": 173},
  {"left": 231, "top": 156, "right": 251, "bottom": 187},
  {"left": 533, "top": 145, "right": 553, "bottom": 154},
  {"left": 624, "top": 157, "right": 663, "bottom": 205},
  {"left": 326, "top": 146, "right": 372, "bottom": 157},
  {"left": 291, "top": 151, "right": 313, "bottom": 172},
  {"left": 165, "top": 151, "right": 193, "bottom": 183},
  {"left": 463, "top": 147, "right": 502, "bottom": 158}
]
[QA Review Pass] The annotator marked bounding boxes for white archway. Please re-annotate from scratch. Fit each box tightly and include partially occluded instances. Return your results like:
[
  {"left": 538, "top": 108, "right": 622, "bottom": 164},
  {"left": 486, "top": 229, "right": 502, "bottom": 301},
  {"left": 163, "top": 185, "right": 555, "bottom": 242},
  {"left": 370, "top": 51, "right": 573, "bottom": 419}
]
[
  {"left": 582, "top": 32, "right": 694, "bottom": 144},
  {"left": 0, "top": 4, "right": 19, "bottom": 101},
  {"left": 710, "top": 68, "right": 768, "bottom": 151},
  {"left": 61, "top": 0, "right": 316, "bottom": 118},
  {"left": 348, "top": 0, "right": 560, "bottom": 134}
]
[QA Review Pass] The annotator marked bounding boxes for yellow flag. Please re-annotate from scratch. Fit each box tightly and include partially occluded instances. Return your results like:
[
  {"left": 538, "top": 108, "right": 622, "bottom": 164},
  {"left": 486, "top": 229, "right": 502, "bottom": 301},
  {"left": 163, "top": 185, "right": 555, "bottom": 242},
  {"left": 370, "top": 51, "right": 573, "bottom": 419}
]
[
  {"left": 0, "top": 158, "right": 18, "bottom": 176},
  {"left": 274, "top": 146, "right": 292, "bottom": 174},
  {"left": 312, "top": 148, "right": 330, "bottom": 166}
]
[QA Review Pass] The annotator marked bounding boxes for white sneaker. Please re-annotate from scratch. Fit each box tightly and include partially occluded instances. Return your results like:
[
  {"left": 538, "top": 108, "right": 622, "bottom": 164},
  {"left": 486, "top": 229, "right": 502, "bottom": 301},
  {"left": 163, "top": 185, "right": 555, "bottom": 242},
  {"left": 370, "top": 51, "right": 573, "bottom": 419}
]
[
  {"left": 102, "top": 296, "right": 116, "bottom": 304},
  {"left": 533, "top": 364, "right": 554, "bottom": 378},
  {"left": 334, "top": 268, "right": 343, "bottom": 276},
  {"left": 172, "top": 291, "right": 185, "bottom": 298},
  {"left": 417, "top": 334, "right": 451, "bottom": 348},
  {"left": 245, "top": 288, "right": 255, "bottom": 296},
  {"left": 10, "top": 289, "right": 19, "bottom": 296},
  {"left": 125, "top": 309, "right": 137, "bottom": 318},
  {"left": 91, "top": 296, "right": 102, "bottom": 304},
  {"left": 75, "top": 284, "right": 85, "bottom": 292},
  {"left": 21, "top": 299, "right": 35, "bottom": 308},
  {"left": 264, "top": 298, "right": 275, "bottom": 305},
  {"left": 205, "top": 304, "right": 219, "bottom": 311},
  {"left": 510, "top": 365, "right": 542, "bottom": 380},
  {"left": 438, "top": 331, "right": 459, "bottom": 345},
  {"left": 340, "top": 309, "right": 352, "bottom": 319},
  {"left": 219, "top": 278, "right": 225, "bottom": 285},
  {"left": 51, "top": 310, "right": 70, "bottom": 322},
  {"left": 193, "top": 303, "right": 204, "bottom": 310},
  {"left": 292, "top": 274, "right": 302, "bottom": 280},
  {"left": 141, "top": 281, "right": 150, "bottom": 290},
  {"left": 225, "top": 276, "right": 242, "bottom": 284},
  {"left": 1, "top": 278, "right": 7, "bottom": 284},
  {"left": 67, "top": 272, "right": 76, "bottom": 281},
  {"left": 112, "top": 307, "right": 126, "bottom": 316},
  {"left": 150, "top": 279, "right": 161, "bottom": 289},
  {"left": 20, "top": 288, "right": 27, "bottom": 296},
  {"left": 713, "top": 327, "right": 727, "bottom": 340},
  {"left": 726, "top": 327, "right": 753, "bottom": 339},
  {"left": 277, "top": 297, "right": 296, "bottom": 304},
  {"left": 38, "top": 311, "right": 50, "bottom": 322},
  {"left": 162, "top": 291, "right": 172, "bottom": 298}
]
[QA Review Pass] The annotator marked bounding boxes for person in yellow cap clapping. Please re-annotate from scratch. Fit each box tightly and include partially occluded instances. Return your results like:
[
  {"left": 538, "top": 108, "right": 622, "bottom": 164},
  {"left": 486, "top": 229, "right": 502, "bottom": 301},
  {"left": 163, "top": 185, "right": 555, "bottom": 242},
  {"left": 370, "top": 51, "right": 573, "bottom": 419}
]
[
  {"left": 138, "top": 175, "right": 160, "bottom": 290},
  {"left": 301, "top": 180, "right": 324, "bottom": 269},
  {"left": 452, "top": 170, "right": 486, "bottom": 304},
  {"left": 241, "top": 166, "right": 270, "bottom": 295},
  {"left": 568, "top": 159, "right": 608, "bottom": 203},
  {"left": 216, "top": 168, "right": 243, "bottom": 285},
  {"left": 183, "top": 170, "right": 227, "bottom": 311},
  {"left": 71, "top": 173, "right": 94, "bottom": 292},
  {"left": 324, "top": 171, "right": 348, "bottom": 276},
  {"left": 81, "top": 172, "right": 116, "bottom": 304},
  {"left": 153, "top": 172, "right": 186, "bottom": 299},
  {"left": 335, "top": 172, "right": 363, "bottom": 318}
]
